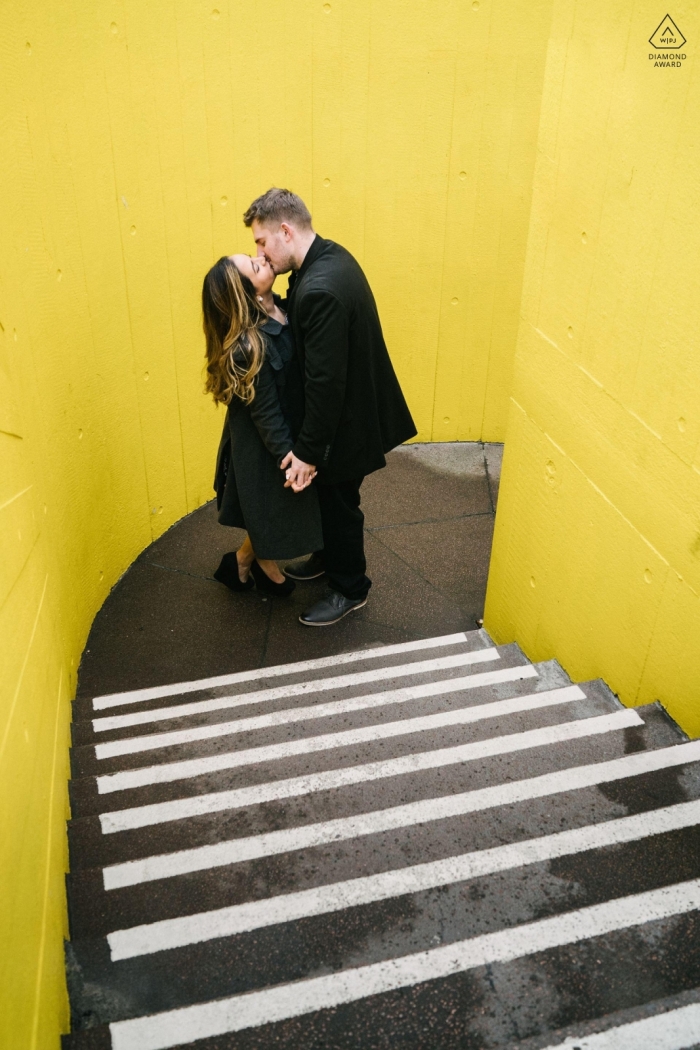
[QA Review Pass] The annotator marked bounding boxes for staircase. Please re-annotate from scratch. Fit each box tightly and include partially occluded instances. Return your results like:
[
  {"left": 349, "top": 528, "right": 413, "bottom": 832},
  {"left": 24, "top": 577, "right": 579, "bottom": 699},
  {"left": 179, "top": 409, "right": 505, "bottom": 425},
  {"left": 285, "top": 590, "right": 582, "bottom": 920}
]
[{"left": 64, "top": 630, "right": 700, "bottom": 1049}]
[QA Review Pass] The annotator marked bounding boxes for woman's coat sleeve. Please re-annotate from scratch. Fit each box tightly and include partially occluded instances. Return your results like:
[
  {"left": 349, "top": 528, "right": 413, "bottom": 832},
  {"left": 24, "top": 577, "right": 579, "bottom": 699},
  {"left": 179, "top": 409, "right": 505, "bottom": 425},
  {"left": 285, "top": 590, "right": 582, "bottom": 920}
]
[{"left": 247, "top": 357, "right": 294, "bottom": 464}]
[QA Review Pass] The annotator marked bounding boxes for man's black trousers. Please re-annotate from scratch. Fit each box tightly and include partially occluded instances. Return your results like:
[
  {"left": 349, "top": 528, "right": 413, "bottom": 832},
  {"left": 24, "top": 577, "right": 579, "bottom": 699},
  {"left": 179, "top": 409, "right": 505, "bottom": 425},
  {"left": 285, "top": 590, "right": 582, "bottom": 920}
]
[{"left": 315, "top": 476, "right": 371, "bottom": 601}]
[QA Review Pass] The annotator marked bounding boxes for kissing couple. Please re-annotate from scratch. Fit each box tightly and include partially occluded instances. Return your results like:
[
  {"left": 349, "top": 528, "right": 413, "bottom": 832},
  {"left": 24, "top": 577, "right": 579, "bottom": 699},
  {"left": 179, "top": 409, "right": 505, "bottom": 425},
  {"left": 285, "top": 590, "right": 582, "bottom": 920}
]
[{"left": 202, "top": 188, "right": 416, "bottom": 627}]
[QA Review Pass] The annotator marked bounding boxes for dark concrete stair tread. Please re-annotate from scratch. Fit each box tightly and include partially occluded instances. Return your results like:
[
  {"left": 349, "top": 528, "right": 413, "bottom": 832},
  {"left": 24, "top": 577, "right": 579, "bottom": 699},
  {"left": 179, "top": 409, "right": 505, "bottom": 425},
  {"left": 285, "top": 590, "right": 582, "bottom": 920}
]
[
  {"left": 66, "top": 691, "right": 680, "bottom": 826},
  {"left": 65, "top": 692, "right": 637, "bottom": 875},
  {"left": 65, "top": 684, "right": 632, "bottom": 862},
  {"left": 509, "top": 985, "right": 700, "bottom": 1049},
  {"left": 68, "top": 650, "right": 564, "bottom": 791},
  {"left": 64, "top": 911, "right": 700, "bottom": 1043},
  {"left": 66, "top": 730, "right": 700, "bottom": 941},
  {"left": 67, "top": 663, "right": 575, "bottom": 789},
  {"left": 70, "top": 644, "right": 531, "bottom": 766},
  {"left": 62, "top": 1029, "right": 110, "bottom": 1050}
]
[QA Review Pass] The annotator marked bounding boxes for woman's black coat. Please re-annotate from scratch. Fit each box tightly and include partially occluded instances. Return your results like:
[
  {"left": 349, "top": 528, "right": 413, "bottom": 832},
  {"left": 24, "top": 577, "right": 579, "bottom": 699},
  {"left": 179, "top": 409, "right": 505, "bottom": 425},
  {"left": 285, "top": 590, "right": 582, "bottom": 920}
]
[
  {"left": 287, "top": 236, "right": 417, "bottom": 484},
  {"left": 214, "top": 316, "right": 323, "bottom": 560}
]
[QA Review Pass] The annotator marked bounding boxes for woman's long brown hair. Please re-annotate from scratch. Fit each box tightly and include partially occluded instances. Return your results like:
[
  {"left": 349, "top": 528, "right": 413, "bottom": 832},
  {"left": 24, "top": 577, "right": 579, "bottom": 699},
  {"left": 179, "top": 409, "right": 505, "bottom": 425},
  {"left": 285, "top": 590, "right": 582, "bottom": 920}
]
[{"left": 202, "top": 256, "right": 267, "bottom": 405}]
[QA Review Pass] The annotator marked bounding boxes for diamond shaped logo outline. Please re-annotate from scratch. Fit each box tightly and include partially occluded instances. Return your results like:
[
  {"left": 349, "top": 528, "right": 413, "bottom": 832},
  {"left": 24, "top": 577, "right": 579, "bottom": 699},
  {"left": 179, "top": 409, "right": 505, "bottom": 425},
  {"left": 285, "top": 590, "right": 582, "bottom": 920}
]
[{"left": 649, "top": 14, "right": 686, "bottom": 49}]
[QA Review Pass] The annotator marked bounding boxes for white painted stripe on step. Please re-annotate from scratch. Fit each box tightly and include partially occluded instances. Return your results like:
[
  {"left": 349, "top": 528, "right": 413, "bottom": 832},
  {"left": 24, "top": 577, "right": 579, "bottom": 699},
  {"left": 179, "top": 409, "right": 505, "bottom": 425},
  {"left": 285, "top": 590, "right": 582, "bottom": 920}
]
[
  {"left": 538, "top": 1003, "right": 700, "bottom": 1049},
  {"left": 96, "top": 665, "right": 542, "bottom": 762},
  {"left": 92, "top": 649, "right": 502, "bottom": 733},
  {"left": 107, "top": 797, "right": 700, "bottom": 959},
  {"left": 108, "top": 878, "right": 700, "bottom": 1050},
  {"left": 100, "top": 685, "right": 585, "bottom": 826},
  {"left": 92, "top": 632, "right": 473, "bottom": 710},
  {"left": 92, "top": 667, "right": 554, "bottom": 760},
  {"left": 102, "top": 710, "right": 641, "bottom": 888},
  {"left": 97, "top": 703, "right": 633, "bottom": 799}
]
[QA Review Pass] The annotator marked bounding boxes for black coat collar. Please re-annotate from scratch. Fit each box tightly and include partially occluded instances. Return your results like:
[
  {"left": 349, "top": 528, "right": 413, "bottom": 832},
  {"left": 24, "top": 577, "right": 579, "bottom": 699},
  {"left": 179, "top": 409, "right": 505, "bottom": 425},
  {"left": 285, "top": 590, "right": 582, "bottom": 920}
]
[
  {"left": 260, "top": 315, "right": 285, "bottom": 336},
  {"left": 288, "top": 235, "right": 329, "bottom": 297},
  {"left": 296, "top": 234, "right": 326, "bottom": 279}
]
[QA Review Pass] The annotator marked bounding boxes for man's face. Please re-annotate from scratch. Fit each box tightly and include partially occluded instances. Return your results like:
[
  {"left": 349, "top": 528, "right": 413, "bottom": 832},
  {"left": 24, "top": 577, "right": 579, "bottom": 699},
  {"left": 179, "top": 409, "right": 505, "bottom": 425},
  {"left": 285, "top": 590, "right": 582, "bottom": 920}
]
[{"left": 251, "top": 220, "right": 295, "bottom": 275}]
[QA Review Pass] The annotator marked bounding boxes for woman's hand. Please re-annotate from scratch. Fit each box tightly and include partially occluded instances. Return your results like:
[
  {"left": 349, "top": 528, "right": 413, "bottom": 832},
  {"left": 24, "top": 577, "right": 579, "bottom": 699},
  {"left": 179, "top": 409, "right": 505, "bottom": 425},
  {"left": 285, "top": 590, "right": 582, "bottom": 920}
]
[{"left": 281, "top": 452, "right": 317, "bottom": 492}]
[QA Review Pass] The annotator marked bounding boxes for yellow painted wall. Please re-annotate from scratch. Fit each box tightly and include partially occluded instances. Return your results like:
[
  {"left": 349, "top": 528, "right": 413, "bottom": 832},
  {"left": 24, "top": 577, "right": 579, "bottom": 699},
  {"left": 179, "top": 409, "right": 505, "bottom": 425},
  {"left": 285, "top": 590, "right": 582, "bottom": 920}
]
[
  {"left": 0, "top": 1, "right": 553, "bottom": 1044},
  {"left": 485, "top": 1, "right": 700, "bottom": 736}
]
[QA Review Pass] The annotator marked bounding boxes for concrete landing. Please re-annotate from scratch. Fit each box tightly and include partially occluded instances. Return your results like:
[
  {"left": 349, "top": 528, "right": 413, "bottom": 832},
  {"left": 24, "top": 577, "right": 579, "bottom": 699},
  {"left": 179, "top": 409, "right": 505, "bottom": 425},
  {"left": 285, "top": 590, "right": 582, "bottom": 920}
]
[{"left": 77, "top": 442, "right": 502, "bottom": 700}]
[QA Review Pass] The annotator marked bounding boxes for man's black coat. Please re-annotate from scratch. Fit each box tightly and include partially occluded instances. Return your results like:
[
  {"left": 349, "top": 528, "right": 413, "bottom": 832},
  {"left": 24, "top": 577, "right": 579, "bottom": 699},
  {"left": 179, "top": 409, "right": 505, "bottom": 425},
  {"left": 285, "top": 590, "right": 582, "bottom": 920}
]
[{"left": 287, "top": 236, "right": 417, "bottom": 484}]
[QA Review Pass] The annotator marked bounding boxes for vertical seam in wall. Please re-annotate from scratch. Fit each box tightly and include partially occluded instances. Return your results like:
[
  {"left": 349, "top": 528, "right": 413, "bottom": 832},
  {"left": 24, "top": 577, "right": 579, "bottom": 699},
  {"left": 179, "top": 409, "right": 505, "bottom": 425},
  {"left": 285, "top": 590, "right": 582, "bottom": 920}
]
[
  {"left": 27, "top": 32, "right": 56, "bottom": 282},
  {"left": 153, "top": 6, "right": 189, "bottom": 513},
  {"left": 469, "top": 0, "right": 496, "bottom": 436},
  {"left": 0, "top": 573, "right": 48, "bottom": 766},
  {"left": 102, "top": 22, "right": 153, "bottom": 534},
  {"left": 202, "top": 0, "right": 217, "bottom": 275},
  {"left": 63, "top": 40, "right": 115, "bottom": 497},
  {"left": 225, "top": 4, "right": 239, "bottom": 226},
  {"left": 578, "top": 4, "right": 632, "bottom": 379},
  {"left": 478, "top": 48, "right": 519, "bottom": 439},
  {"left": 29, "top": 667, "right": 66, "bottom": 1049},
  {"left": 173, "top": 1, "right": 201, "bottom": 507},
  {"left": 429, "top": 52, "right": 459, "bottom": 442},
  {"left": 360, "top": 0, "right": 373, "bottom": 264},
  {"left": 13, "top": 110, "right": 62, "bottom": 527},
  {"left": 531, "top": 0, "right": 574, "bottom": 334},
  {"left": 177, "top": 3, "right": 209, "bottom": 257}
]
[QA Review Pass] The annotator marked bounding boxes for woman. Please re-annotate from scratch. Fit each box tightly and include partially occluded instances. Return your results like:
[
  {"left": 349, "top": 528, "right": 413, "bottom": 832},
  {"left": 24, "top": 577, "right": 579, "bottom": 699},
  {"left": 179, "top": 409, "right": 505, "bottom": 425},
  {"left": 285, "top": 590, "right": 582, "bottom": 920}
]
[{"left": 202, "top": 253, "right": 322, "bottom": 596}]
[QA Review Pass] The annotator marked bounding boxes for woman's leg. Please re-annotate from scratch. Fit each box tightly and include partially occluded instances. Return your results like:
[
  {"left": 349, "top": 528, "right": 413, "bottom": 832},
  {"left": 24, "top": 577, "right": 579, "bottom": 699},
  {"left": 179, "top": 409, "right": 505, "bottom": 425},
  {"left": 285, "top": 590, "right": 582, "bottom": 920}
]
[
  {"left": 236, "top": 535, "right": 255, "bottom": 581},
  {"left": 237, "top": 535, "right": 285, "bottom": 584},
  {"left": 255, "top": 557, "right": 286, "bottom": 583}
]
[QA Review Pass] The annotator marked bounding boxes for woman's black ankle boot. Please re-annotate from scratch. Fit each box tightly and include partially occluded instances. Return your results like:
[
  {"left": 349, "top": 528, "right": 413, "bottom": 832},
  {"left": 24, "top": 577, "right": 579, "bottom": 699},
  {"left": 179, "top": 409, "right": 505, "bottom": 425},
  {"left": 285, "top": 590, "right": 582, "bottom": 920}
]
[
  {"left": 213, "top": 551, "right": 254, "bottom": 592},
  {"left": 250, "top": 560, "right": 296, "bottom": 597}
]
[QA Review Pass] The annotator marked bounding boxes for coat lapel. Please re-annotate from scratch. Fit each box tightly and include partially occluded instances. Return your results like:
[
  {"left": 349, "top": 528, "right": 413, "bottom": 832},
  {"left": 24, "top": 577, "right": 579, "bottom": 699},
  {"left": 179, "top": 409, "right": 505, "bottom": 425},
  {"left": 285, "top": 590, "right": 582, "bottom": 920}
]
[{"left": 288, "top": 235, "right": 326, "bottom": 312}]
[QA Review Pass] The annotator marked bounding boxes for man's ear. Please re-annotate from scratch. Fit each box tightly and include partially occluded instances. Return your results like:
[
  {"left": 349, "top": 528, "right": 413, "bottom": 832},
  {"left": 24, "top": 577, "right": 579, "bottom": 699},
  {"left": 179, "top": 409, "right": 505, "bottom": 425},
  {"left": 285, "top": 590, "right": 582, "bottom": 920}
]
[{"left": 280, "top": 222, "right": 293, "bottom": 242}]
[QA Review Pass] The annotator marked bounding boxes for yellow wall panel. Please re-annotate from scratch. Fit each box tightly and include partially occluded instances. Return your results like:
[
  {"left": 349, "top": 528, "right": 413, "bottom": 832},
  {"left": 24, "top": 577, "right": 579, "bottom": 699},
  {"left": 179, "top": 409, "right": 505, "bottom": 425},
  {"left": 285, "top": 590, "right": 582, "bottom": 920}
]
[
  {"left": 514, "top": 326, "right": 700, "bottom": 596},
  {"left": 431, "top": 0, "right": 555, "bottom": 442},
  {"left": 0, "top": 555, "right": 71, "bottom": 1050},
  {"left": 1, "top": 1, "right": 552, "bottom": 1043},
  {"left": 486, "top": 402, "right": 670, "bottom": 701},
  {"left": 485, "top": 0, "right": 700, "bottom": 736}
]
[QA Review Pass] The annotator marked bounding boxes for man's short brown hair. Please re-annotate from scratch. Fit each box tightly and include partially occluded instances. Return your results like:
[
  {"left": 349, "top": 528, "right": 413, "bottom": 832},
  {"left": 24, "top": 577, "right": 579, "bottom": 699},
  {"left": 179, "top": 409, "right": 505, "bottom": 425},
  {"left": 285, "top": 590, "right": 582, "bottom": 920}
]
[{"left": 243, "top": 188, "right": 312, "bottom": 229}]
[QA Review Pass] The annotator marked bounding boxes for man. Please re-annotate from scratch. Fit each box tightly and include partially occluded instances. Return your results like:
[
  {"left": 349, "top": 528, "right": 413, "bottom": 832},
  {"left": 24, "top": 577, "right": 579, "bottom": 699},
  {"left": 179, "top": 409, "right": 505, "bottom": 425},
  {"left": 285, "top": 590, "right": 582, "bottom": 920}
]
[{"left": 243, "top": 188, "right": 416, "bottom": 626}]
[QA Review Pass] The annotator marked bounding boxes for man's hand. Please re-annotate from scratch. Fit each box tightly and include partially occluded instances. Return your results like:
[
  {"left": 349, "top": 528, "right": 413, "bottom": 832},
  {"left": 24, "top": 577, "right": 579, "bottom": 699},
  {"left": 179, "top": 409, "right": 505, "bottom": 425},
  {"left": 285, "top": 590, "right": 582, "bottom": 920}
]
[{"left": 281, "top": 452, "right": 317, "bottom": 492}]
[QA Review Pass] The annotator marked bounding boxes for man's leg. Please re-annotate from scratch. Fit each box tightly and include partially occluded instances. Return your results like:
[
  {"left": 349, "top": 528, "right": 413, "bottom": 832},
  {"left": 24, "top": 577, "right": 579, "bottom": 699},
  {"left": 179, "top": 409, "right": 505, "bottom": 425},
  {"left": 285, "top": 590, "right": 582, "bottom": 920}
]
[{"left": 316, "top": 477, "right": 371, "bottom": 601}]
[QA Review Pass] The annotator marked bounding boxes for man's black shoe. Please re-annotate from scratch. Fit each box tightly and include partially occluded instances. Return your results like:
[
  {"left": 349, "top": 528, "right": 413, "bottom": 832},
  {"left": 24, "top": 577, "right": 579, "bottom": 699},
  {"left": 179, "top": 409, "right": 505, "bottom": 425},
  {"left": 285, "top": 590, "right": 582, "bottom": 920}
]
[
  {"left": 299, "top": 590, "right": 367, "bottom": 626},
  {"left": 284, "top": 553, "right": 326, "bottom": 581}
]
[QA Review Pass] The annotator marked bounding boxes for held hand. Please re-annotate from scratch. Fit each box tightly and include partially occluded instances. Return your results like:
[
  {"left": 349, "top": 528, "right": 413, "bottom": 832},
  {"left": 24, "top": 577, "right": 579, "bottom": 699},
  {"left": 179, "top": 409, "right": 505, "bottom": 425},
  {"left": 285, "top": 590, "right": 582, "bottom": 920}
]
[{"left": 281, "top": 451, "right": 317, "bottom": 492}]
